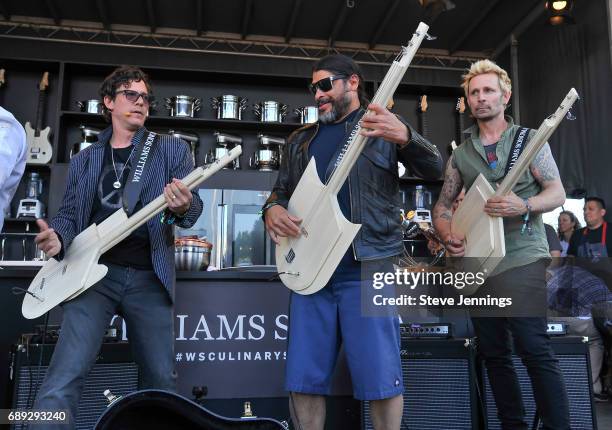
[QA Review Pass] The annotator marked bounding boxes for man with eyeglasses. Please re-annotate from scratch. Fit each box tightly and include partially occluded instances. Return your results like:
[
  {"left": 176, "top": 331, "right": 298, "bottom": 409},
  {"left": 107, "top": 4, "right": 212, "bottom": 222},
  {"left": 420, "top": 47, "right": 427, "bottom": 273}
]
[
  {"left": 32, "top": 65, "right": 203, "bottom": 428},
  {"left": 262, "top": 54, "right": 443, "bottom": 430}
]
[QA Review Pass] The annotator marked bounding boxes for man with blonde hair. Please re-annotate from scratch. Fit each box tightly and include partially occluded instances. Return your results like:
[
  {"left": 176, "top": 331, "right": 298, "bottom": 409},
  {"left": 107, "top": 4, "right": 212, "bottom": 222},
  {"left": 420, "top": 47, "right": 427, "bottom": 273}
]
[{"left": 433, "top": 59, "right": 570, "bottom": 429}]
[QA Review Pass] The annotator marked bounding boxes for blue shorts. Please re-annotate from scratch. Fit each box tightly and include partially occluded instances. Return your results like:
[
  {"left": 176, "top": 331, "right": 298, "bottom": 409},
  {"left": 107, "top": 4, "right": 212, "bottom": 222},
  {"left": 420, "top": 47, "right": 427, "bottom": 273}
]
[{"left": 284, "top": 278, "right": 404, "bottom": 401}]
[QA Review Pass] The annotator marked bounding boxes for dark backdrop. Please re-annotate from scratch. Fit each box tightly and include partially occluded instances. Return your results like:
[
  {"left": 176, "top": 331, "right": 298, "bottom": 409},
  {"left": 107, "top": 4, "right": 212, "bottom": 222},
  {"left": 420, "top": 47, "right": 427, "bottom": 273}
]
[{"left": 517, "top": 0, "right": 612, "bottom": 217}]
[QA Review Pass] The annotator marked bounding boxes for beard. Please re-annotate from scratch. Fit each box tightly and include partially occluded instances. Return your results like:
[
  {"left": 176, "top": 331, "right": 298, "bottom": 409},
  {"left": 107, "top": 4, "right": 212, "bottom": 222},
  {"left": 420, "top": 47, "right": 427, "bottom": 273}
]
[
  {"left": 318, "top": 90, "right": 353, "bottom": 124},
  {"left": 471, "top": 95, "right": 506, "bottom": 122}
]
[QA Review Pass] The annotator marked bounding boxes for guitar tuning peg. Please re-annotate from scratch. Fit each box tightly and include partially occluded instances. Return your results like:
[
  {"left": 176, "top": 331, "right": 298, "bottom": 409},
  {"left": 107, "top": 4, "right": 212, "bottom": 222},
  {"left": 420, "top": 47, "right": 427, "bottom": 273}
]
[
  {"left": 425, "top": 32, "right": 437, "bottom": 41},
  {"left": 566, "top": 108, "right": 577, "bottom": 121}
]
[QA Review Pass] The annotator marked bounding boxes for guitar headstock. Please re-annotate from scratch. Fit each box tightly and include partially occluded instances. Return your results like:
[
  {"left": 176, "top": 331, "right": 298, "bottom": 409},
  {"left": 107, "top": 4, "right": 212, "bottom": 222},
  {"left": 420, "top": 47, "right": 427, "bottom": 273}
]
[
  {"left": 418, "top": 95, "right": 428, "bottom": 113},
  {"left": 39, "top": 72, "right": 49, "bottom": 91},
  {"left": 0, "top": 69, "right": 5, "bottom": 88},
  {"left": 455, "top": 97, "right": 465, "bottom": 114}
]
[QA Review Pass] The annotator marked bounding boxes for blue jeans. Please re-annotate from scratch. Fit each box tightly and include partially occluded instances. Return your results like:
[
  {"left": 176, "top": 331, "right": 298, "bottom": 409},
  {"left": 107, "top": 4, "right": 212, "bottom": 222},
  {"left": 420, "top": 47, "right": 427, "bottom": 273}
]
[{"left": 33, "top": 264, "right": 176, "bottom": 429}]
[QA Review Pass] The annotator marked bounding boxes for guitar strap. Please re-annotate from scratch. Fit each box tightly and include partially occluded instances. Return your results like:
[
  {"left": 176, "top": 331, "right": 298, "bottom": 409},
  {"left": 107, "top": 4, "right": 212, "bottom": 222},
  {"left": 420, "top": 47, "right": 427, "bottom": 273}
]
[
  {"left": 122, "top": 131, "right": 159, "bottom": 215},
  {"left": 503, "top": 127, "right": 530, "bottom": 176},
  {"left": 324, "top": 110, "right": 366, "bottom": 181}
]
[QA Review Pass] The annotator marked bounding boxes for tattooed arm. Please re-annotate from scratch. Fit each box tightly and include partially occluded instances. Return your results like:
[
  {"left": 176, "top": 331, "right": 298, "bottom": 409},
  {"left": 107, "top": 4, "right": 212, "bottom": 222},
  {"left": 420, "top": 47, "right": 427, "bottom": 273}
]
[
  {"left": 527, "top": 143, "right": 566, "bottom": 213},
  {"left": 485, "top": 143, "right": 565, "bottom": 217},
  {"left": 432, "top": 154, "right": 465, "bottom": 256}
]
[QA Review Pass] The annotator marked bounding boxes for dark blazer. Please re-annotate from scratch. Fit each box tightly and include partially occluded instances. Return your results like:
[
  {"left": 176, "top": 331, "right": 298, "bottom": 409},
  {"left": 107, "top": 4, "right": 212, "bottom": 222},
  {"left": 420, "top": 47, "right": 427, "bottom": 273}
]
[{"left": 51, "top": 126, "right": 203, "bottom": 300}]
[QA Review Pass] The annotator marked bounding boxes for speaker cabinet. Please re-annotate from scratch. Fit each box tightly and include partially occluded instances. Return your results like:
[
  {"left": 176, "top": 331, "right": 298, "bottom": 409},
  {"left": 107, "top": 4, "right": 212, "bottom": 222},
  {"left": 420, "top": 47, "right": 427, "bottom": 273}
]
[
  {"left": 9, "top": 342, "right": 139, "bottom": 430},
  {"left": 482, "top": 336, "right": 597, "bottom": 429},
  {"left": 362, "top": 338, "right": 479, "bottom": 430}
]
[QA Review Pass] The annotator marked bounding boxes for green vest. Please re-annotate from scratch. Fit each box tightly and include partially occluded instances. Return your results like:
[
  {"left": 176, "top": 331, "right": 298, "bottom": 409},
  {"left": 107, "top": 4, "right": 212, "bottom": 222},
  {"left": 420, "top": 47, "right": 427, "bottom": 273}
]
[{"left": 453, "top": 116, "right": 549, "bottom": 275}]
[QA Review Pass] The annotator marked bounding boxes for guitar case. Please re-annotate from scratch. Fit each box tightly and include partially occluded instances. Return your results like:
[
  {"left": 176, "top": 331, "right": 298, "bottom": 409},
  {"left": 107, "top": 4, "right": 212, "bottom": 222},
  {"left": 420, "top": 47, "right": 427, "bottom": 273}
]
[{"left": 94, "top": 389, "right": 287, "bottom": 430}]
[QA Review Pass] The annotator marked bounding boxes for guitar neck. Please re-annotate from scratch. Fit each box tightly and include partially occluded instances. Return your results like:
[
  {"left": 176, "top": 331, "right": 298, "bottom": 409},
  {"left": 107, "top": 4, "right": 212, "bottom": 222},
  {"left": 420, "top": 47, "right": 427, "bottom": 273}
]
[
  {"left": 326, "top": 61, "right": 406, "bottom": 195},
  {"left": 495, "top": 88, "right": 579, "bottom": 197},
  {"left": 421, "top": 112, "right": 428, "bottom": 139},
  {"left": 97, "top": 147, "right": 242, "bottom": 254},
  {"left": 324, "top": 22, "right": 428, "bottom": 196},
  {"left": 456, "top": 113, "right": 464, "bottom": 144},
  {"left": 35, "top": 90, "right": 47, "bottom": 135}
]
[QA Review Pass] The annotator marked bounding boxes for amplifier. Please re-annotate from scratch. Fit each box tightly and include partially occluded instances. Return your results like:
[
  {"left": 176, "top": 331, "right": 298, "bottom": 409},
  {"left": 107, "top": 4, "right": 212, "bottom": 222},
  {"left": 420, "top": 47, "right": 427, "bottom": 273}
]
[
  {"left": 482, "top": 336, "right": 597, "bottom": 430},
  {"left": 546, "top": 322, "right": 568, "bottom": 336},
  {"left": 362, "top": 338, "right": 479, "bottom": 430},
  {"left": 8, "top": 342, "right": 139, "bottom": 430},
  {"left": 400, "top": 322, "right": 453, "bottom": 339},
  {"left": 22, "top": 324, "right": 123, "bottom": 344}
]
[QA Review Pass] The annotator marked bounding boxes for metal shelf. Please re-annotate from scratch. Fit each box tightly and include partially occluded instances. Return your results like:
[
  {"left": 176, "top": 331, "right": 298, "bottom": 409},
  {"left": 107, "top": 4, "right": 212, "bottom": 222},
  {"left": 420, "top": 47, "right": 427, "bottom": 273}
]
[{"left": 60, "top": 111, "right": 304, "bottom": 133}]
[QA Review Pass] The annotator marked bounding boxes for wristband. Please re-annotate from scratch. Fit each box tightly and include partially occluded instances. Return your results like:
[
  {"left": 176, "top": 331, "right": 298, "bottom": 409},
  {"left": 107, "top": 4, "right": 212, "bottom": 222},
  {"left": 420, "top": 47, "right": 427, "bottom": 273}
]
[
  {"left": 260, "top": 201, "right": 280, "bottom": 216},
  {"left": 520, "top": 198, "right": 533, "bottom": 236}
]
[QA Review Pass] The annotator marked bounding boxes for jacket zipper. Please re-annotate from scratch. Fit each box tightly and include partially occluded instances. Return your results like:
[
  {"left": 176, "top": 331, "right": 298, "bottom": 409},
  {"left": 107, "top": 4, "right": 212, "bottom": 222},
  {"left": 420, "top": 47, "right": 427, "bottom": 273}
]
[
  {"left": 344, "top": 120, "right": 359, "bottom": 262},
  {"left": 348, "top": 172, "right": 358, "bottom": 261}
]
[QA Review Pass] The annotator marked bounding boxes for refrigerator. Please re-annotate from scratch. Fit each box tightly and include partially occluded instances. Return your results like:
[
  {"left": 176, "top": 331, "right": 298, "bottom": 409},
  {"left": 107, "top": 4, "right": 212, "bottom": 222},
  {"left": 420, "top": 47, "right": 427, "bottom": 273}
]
[{"left": 177, "top": 189, "right": 275, "bottom": 269}]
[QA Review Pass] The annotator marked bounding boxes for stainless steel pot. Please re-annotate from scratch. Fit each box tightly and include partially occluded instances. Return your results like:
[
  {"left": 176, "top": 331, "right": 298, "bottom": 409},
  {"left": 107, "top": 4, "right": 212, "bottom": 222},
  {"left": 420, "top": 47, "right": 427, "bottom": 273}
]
[
  {"left": 175, "top": 236, "right": 212, "bottom": 271},
  {"left": 211, "top": 95, "right": 248, "bottom": 120},
  {"left": 253, "top": 101, "right": 287, "bottom": 123},
  {"left": 204, "top": 147, "right": 241, "bottom": 169},
  {"left": 70, "top": 141, "right": 93, "bottom": 158},
  {"left": 168, "top": 129, "right": 199, "bottom": 163},
  {"left": 71, "top": 125, "right": 100, "bottom": 158},
  {"left": 294, "top": 106, "right": 318, "bottom": 124},
  {"left": 249, "top": 148, "right": 280, "bottom": 171},
  {"left": 80, "top": 125, "right": 101, "bottom": 139},
  {"left": 175, "top": 244, "right": 212, "bottom": 271},
  {"left": 164, "top": 95, "right": 202, "bottom": 118},
  {"left": 33, "top": 243, "right": 49, "bottom": 261},
  {"left": 168, "top": 129, "right": 199, "bottom": 144},
  {"left": 258, "top": 134, "right": 286, "bottom": 147},
  {"left": 213, "top": 131, "right": 243, "bottom": 146},
  {"left": 76, "top": 99, "right": 104, "bottom": 114}
]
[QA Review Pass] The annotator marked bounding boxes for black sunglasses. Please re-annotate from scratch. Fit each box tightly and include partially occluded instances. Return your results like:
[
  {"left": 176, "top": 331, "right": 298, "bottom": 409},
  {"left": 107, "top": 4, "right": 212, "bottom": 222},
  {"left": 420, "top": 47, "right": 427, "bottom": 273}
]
[
  {"left": 116, "top": 89, "right": 155, "bottom": 105},
  {"left": 308, "top": 75, "right": 347, "bottom": 95}
]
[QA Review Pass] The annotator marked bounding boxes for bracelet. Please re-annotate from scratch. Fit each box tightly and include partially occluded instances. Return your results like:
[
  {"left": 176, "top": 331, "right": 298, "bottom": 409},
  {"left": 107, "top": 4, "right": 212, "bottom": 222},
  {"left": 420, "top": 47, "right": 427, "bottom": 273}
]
[
  {"left": 160, "top": 209, "right": 177, "bottom": 225},
  {"left": 259, "top": 201, "right": 280, "bottom": 216},
  {"left": 520, "top": 198, "right": 533, "bottom": 236},
  {"left": 523, "top": 197, "right": 532, "bottom": 214}
]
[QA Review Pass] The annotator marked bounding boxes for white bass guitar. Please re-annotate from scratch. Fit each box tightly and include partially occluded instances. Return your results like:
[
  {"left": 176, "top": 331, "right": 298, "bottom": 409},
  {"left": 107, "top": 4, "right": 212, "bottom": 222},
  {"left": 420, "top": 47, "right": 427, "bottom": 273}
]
[
  {"left": 22, "top": 146, "right": 242, "bottom": 319},
  {"left": 451, "top": 88, "right": 579, "bottom": 292},
  {"left": 275, "top": 22, "right": 429, "bottom": 295}
]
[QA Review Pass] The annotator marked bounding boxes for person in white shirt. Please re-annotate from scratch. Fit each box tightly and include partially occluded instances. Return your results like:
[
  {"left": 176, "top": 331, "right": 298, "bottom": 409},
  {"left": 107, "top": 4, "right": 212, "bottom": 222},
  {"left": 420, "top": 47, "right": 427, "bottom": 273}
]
[{"left": 0, "top": 105, "right": 27, "bottom": 232}]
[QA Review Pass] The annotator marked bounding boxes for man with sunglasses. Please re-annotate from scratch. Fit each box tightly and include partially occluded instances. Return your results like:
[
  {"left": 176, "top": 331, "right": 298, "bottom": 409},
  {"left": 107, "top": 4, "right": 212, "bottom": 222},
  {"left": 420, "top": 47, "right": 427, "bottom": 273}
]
[
  {"left": 263, "top": 54, "right": 443, "bottom": 430},
  {"left": 32, "top": 65, "right": 203, "bottom": 428}
]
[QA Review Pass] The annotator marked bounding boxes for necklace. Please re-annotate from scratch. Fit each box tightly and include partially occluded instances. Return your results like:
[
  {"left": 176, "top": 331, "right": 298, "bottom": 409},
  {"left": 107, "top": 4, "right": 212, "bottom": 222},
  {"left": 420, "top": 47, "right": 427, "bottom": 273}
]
[{"left": 111, "top": 145, "right": 137, "bottom": 189}]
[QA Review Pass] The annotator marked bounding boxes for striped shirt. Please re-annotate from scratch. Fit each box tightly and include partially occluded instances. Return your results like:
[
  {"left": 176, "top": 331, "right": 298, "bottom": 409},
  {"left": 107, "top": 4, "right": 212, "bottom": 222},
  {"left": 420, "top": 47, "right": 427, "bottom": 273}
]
[{"left": 50, "top": 126, "right": 203, "bottom": 300}]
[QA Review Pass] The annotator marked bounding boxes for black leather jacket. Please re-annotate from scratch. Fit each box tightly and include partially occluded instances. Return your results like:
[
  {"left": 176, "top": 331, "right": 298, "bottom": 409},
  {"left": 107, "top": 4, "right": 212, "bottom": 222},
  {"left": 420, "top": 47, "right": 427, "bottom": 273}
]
[{"left": 264, "top": 108, "right": 443, "bottom": 261}]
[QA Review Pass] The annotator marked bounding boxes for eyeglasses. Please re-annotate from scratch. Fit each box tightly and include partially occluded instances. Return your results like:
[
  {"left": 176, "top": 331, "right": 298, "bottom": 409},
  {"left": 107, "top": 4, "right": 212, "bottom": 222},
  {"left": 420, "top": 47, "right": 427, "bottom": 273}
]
[
  {"left": 308, "top": 75, "right": 347, "bottom": 95},
  {"left": 116, "top": 90, "right": 154, "bottom": 105}
]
